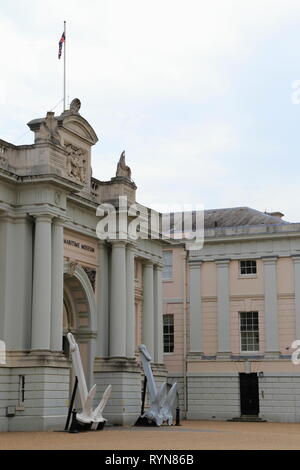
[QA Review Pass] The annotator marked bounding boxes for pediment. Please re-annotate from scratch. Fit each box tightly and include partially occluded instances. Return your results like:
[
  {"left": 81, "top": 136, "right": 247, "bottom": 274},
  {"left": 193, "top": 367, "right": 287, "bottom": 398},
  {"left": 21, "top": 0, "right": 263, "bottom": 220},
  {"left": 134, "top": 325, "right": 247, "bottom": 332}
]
[{"left": 59, "top": 114, "right": 99, "bottom": 146}]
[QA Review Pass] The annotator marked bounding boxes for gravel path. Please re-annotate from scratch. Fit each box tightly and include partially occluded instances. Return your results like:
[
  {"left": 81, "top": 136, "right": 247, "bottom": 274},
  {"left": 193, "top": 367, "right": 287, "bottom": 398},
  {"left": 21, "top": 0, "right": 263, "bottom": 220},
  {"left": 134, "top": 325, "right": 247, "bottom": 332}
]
[{"left": 1, "top": 421, "right": 300, "bottom": 450}]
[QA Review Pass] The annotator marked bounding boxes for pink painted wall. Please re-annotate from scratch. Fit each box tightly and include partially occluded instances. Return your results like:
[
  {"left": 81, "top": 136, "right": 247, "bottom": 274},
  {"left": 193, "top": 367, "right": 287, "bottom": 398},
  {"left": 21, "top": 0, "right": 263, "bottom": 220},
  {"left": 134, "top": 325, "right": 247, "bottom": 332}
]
[
  {"left": 162, "top": 247, "right": 186, "bottom": 299},
  {"left": 277, "top": 258, "right": 293, "bottom": 295},
  {"left": 162, "top": 249, "right": 298, "bottom": 373},
  {"left": 229, "top": 260, "right": 264, "bottom": 297}
]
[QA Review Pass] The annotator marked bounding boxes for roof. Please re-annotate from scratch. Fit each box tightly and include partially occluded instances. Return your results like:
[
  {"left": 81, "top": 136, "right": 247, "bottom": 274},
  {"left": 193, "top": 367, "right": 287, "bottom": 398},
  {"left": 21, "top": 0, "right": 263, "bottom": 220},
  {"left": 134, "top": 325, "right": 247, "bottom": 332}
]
[{"left": 203, "top": 206, "right": 289, "bottom": 229}]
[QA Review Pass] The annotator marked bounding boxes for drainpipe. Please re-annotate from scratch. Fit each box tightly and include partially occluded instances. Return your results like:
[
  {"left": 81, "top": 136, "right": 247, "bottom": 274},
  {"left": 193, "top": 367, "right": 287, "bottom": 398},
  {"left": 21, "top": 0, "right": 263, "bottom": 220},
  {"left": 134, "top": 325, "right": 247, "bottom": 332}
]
[{"left": 182, "top": 250, "right": 188, "bottom": 415}]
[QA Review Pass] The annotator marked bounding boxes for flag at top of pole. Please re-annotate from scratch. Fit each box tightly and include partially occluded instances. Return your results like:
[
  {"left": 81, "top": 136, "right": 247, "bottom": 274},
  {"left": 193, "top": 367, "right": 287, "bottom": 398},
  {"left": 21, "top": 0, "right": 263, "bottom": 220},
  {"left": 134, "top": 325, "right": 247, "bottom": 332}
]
[
  {"left": 58, "top": 21, "right": 67, "bottom": 111},
  {"left": 58, "top": 31, "right": 65, "bottom": 59}
]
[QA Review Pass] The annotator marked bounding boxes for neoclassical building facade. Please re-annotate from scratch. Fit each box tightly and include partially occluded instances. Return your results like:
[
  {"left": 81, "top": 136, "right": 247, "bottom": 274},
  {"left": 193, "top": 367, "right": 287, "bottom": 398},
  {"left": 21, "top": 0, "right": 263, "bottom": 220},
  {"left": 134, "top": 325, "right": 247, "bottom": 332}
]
[
  {"left": 1, "top": 100, "right": 300, "bottom": 431},
  {"left": 163, "top": 209, "right": 300, "bottom": 422},
  {"left": 0, "top": 101, "right": 165, "bottom": 431}
]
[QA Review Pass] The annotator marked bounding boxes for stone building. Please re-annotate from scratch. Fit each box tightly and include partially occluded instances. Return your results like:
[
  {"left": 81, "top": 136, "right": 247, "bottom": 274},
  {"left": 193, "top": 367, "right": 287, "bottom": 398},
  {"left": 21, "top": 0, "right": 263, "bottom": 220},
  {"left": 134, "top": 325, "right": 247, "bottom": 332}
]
[
  {"left": 2, "top": 99, "right": 300, "bottom": 431},
  {"left": 163, "top": 208, "right": 300, "bottom": 422},
  {"left": 0, "top": 100, "right": 166, "bottom": 431}
]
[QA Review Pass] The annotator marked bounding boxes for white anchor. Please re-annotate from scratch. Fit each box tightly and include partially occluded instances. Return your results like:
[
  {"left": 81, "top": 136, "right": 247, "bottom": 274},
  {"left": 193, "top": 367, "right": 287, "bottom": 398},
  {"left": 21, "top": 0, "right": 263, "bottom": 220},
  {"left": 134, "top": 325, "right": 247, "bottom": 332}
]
[
  {"left": 139, "top": 344, "right": 177, "bottom": 426},
  {"left": 67, "top": 332, "right": 112, "bottom": 426}
]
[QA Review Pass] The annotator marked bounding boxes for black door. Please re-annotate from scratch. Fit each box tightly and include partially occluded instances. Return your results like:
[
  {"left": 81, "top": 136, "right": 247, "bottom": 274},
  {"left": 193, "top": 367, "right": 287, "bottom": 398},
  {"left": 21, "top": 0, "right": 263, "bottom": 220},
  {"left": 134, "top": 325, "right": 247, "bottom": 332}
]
[{"left": 239, "top": 373, "right": 259, "bottom": 416}]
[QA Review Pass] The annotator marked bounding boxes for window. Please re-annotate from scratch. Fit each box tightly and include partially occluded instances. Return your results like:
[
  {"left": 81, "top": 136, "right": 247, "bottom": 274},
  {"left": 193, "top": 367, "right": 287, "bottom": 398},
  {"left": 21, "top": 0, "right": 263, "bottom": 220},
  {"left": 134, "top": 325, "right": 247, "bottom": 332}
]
[
  {"left": 163, "top": 314, "right": 174, "bottom": 353},
  {"left": 18, "top": 375, "right": 25, "bottom": 406},
  {"left": 240, "top": 312, "right": 259, "bottom": 352},
  {"left": 240, "top": 260, "right": 257, "bottom": 275},
  {"left": 162, "top": 251, "right": 173, "bottom": 279}
]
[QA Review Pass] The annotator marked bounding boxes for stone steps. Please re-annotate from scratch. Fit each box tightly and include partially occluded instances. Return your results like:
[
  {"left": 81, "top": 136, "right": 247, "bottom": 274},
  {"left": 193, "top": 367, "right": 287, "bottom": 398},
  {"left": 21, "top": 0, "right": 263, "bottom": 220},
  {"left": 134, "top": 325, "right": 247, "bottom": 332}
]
[{"left": 228, "top": 415, "right": 267, "bottom": 422}]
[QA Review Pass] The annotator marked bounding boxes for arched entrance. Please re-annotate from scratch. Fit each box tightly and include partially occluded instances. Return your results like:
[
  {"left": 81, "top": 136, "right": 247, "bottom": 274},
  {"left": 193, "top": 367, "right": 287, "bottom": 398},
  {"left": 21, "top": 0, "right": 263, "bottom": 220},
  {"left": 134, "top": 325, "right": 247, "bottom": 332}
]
[{"left": 63, "top": 262, "right": 97, "bottom": 389}]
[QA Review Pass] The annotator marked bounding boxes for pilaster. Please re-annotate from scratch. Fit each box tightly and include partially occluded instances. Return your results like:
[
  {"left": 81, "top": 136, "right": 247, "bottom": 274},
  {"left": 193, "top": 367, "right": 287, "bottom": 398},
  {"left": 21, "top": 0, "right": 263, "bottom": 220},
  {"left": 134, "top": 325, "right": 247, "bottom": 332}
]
[
  {"left": 293, "top": 255, "right": 300, "bottom": 341},
  {"left": 96, "top": 241, "right": 109, "bottom": 357},
  {"left": 51, "top": 217, "right": 64, "bottom": 351},
  {"left": 263, "top": 256, "right": 279, "bottom": 355},
  {"left": 189, "top": 261, "right": 203, "bottom": 354},
  {"left": 216, "top": 259, "right": 231, "bottom": 356},
  {"left": 142, "top": 261, "right": 154, "bottom": 359},
  {"left": 31, "top": 214, "right": 52, "bottom": 350},
  {"left": 126, "top": 244, "right": 136, "bottom": 358},
  {"left": 110, "top": 240, "right": 127, "bottom": 357},
  {"left": 154, "top": 263, "right": 164, "bottom": 364}
]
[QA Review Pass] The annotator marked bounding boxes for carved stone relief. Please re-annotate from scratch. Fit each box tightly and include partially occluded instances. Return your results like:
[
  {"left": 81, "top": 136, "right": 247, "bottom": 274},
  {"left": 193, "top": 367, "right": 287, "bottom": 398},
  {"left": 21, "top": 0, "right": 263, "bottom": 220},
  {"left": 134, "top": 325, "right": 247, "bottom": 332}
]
[{"left": 66, "top": 144, "right": 87, "bottom": 183}]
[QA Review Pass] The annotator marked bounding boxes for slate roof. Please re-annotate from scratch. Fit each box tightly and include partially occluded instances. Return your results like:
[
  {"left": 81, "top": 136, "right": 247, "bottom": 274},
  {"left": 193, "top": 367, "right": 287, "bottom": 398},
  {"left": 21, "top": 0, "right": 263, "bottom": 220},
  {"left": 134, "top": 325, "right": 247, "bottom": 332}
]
[{"left": 203, "top": 207, "right": 289, "bottom": 229}]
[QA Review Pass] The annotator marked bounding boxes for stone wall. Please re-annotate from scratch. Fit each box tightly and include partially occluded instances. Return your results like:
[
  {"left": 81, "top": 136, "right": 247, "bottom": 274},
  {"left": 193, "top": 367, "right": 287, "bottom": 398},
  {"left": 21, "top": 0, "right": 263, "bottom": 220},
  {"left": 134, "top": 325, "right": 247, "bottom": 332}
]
[
  {"left": 259, "top": 375, "right": 300, "bottom": 422},
  {"left": 186, "top": 374, "right": 240, "bottom": 421},
  {"left": 0, "top": 366, "right": 70, "bottom": 431}
]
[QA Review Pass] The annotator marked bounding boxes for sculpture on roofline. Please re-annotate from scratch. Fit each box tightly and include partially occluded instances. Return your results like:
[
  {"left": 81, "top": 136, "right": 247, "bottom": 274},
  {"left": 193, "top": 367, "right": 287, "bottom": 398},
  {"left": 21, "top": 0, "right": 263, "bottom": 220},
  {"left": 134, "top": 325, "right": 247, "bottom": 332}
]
[
  {"left": 135, "top": 344, "right": 177, "bottom": 426},
  {"left": 67, "top": 333, "right": 112, "bottom": 431},
  {"left": 116, "top": 151, "right": 132, "bottom": 180}
]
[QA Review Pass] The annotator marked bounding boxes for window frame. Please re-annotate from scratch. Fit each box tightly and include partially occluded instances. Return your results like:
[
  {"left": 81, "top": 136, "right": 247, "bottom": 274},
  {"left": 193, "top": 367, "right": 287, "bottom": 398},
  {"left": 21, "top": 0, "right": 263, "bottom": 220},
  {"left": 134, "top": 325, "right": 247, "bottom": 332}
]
[
  {"left": 239, "top": 259, "right": 257, "bottom": 277},
  {"left": 163, "top": 314, "right": 175, "bottom": 354},
  {"left": 162, "top": 250, "right": 173, "bottom": 281},
  {"left": 239, "top": 311, "right": 260, "bottom": 353}
]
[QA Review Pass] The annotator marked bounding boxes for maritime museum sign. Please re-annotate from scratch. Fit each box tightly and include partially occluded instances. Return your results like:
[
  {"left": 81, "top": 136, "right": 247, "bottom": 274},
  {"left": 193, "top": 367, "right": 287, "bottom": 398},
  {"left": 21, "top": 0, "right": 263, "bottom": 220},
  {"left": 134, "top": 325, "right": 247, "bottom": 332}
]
[{"left": 64, "top": 238, "right": 95, "bottom": 253}]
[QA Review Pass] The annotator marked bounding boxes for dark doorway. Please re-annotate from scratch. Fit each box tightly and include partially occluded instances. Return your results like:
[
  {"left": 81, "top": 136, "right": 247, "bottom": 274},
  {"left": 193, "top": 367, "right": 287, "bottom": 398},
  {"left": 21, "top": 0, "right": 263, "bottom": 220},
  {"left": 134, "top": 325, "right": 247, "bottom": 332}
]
[{"left": 239, "top": 373, "right": 259, "bottom": 416}]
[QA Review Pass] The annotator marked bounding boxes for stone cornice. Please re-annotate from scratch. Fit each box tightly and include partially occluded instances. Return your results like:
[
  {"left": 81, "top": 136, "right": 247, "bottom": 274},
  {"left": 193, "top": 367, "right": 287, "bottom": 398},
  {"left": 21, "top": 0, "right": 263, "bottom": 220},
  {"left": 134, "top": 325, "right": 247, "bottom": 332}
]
[
  {"left": 68, "top": 193, "right": 99, "bottom": 210},
  {"left": 16, "top": 173, "right": 83, "bottom": 192},
  {"left": 4, "top": 351, "right": 70, "bottom": 368},
  {"left": 164, "top": 225, "right": 300, "bottom": 246}
]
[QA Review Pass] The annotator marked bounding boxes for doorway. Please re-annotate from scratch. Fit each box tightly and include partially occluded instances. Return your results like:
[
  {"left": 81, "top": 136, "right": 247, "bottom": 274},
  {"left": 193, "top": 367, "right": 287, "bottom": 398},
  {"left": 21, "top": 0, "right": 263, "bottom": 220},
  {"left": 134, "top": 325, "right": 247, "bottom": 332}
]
[
  {"left": 239, "top": 373, "right": 259, "bottom": 416},
  {"left": 63, "top": 263, "right": 97, "bottom": 392}
]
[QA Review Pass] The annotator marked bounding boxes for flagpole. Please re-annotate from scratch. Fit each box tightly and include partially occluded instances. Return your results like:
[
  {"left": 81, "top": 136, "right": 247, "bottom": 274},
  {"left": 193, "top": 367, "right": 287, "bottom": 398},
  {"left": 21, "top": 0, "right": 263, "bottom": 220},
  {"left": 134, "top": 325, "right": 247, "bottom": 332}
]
[{"left": 64, "top": 20, "right": 66, "bottom": 111}]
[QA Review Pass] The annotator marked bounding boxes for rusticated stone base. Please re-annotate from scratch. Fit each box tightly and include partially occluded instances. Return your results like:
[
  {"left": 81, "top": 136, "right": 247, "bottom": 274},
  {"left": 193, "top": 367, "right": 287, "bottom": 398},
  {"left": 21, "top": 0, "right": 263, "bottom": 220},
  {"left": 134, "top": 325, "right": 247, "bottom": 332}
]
[
  {"left": 94, "top": 357, "right": 142, "bottom": 426},
  {"left": 0, "top": 352, "right": 70, "bottom": 432}
]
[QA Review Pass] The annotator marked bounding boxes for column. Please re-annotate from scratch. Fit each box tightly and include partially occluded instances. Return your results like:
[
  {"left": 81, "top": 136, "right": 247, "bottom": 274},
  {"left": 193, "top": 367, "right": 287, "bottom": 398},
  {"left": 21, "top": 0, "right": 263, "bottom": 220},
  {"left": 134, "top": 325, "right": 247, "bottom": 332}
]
[
  {"left": 126, "top": 245, "right": 136, "bottom": 358},
  {"left": 31, "top": 215, "right": 52, "bottom": 350},
  {"left": 13, "top": 216, "right": 32, "bottom": 350},
  {"left": 293, "top": 256, "right": 300, "bottom": 340},
  {"left": 51, "top": 218, "right": 64, "bottom": 351},
  {"left": 96, "top": 241, "right": 109, "bottom": 357},
  {"left": 189, "top": 261, "right": 203, "bottom": 354},
  {"left": 263, "top": 257, "right": 279, "bottom": 354},
  {"left": 142, "top": 261, "right": 154, "bottom": 359},
  {"left": 110, "top": 241, "right": 127, "bottom": 357},
  {"left": 154, "top": 264, "right": 164, "bottom": 364},
  {"left": 0, "top": 214, "right": 14, "bottom": 348},
  {"left": 216, "top": 259, "right": 230, "bottom": 355}
]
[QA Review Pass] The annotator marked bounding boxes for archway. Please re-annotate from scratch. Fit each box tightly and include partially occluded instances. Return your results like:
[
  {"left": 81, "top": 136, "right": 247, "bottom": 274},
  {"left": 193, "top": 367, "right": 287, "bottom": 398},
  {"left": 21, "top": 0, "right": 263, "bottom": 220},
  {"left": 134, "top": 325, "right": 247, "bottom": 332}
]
[{"left": 63, "top": 262, "right": 97, "bottom": 389}]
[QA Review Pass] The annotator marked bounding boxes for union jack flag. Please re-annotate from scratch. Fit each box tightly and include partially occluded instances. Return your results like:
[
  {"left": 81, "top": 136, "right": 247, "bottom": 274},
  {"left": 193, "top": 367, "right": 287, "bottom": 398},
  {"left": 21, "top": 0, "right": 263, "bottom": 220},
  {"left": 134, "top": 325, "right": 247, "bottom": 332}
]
[{"left": 58, "top": 32, "right": 65, "bottom": 59}]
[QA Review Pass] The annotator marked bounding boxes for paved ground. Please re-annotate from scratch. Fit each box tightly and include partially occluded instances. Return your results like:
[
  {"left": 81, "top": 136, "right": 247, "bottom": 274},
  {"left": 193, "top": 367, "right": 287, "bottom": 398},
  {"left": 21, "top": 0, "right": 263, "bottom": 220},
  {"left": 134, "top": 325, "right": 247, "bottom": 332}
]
[{"left": 1, "top": 421, "right": 300, "bottom": 450}]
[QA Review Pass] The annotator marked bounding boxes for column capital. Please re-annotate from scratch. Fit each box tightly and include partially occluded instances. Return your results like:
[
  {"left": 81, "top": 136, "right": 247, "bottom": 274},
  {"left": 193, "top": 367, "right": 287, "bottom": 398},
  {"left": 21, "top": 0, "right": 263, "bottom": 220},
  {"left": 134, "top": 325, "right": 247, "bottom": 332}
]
[
  {"left": 110, "top": 239, "right": 127, "bottom": 248},
  {"left": 127, "top": 241, "right": 138, "bottom": 252},
  {"left": 31, "top": 213, "right": 53, "bottom": 223},
  {"left": 143, "top": 259, "right": 154, "bottom": 268},
  {"left": 52, "top": 216, "right": 65, "bottom": 227},
  {"left": 0, "top": 212, "right": 15, "bottom": 223},
  {"left": 262, "top": 256, "right": 278, "bottom": 265},
  {"left": 215, "top": 259, "right": 230, "bottom": 267},
  {"left": 189, "top": 260, "right": 202, "bottom": 269},
  {"left": 154, "top": 263, "right": 164, "bottom": 271}
]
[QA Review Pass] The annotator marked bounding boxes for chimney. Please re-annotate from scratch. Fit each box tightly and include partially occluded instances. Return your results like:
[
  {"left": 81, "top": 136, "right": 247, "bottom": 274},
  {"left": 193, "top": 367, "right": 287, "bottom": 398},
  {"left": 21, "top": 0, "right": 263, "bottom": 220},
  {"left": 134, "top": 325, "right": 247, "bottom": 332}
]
[{"left": 266, "top": 211, "right": 284, "bottom": 219}]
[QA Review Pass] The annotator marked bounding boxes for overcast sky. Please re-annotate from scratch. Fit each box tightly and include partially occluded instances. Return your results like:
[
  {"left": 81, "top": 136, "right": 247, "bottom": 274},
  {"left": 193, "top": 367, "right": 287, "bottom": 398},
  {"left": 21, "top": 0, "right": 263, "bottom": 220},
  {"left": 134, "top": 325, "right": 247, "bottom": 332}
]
[{"left": 1, "top": 0, "right": 300, "bottom": 221}]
